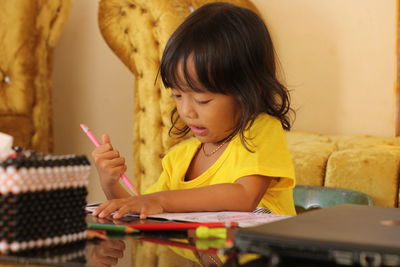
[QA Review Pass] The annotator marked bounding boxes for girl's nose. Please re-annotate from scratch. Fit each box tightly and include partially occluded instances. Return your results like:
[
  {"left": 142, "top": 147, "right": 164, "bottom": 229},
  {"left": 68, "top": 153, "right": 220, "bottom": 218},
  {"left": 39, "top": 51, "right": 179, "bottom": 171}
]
[{"left": 180, "top": 100, "right": 197, "bottom": 119}]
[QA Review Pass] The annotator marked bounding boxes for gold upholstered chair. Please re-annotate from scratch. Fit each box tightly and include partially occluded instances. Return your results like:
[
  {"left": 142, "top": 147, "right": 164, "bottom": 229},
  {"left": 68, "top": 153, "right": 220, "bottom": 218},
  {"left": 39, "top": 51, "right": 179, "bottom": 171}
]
[
  {"left": 98, "top": 0, "right": 260, "bottom": 193},
  {"left": 0, "top": 0, "right": 71, "bottom": 153}
]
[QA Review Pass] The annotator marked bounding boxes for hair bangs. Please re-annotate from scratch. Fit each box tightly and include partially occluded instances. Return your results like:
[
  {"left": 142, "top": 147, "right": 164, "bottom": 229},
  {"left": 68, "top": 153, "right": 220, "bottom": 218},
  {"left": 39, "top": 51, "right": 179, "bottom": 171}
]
[
  {"left": 191, "top": 44, "right": 232, "bottom": 95},
  {"left": 160, "top": 10, "right": 234, "bottom": 95}
]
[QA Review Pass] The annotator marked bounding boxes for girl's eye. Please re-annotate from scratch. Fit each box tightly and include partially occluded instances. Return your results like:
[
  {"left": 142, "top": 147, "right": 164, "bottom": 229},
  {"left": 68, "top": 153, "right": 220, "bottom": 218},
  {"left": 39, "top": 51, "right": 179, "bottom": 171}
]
[
  {"left": 196, "top": 99, "right": 211, "bottom": 105},
  {"left": 172, "top": 94, "right": 182, "bottom": 99}
]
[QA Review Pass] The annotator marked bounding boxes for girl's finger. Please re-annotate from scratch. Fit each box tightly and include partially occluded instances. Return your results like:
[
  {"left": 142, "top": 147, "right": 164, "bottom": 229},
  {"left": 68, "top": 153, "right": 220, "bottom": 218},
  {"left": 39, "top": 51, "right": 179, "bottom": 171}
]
[
  {"left": 108, "top": 157, "right": 125, "bottom": 168},
  {"left": 139, "top": 213, "right": 148, "bottom": 220},
  {"left": 93, "top": 202, "right": 109, "bottom": 216},
  {"left": 96, "top": 201, "right": 120, "bottom": 218},
  {"left": 139, "top": 207, "right": 148, "bottom": 220},
  {"left": 102, "top": 134, "right": 111, "bottom": 145},
  {"left": 113, "top": 206, "right": 131, "bottom": 219},
  {"left": 93, "top": 143, "right": 113, "bottom": 154},
  {"left": 96, "top": 150, "right": 120, "bottom": 161},
  {"left": 113, "top": 199, "right": 138, "bottom": 219}
]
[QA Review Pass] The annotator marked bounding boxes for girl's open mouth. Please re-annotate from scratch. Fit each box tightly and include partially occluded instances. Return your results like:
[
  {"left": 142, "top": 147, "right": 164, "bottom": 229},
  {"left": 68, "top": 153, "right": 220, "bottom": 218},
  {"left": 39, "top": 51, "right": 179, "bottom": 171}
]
[{"left": 189, "top": 125, "right": 208, "bottom": 136}]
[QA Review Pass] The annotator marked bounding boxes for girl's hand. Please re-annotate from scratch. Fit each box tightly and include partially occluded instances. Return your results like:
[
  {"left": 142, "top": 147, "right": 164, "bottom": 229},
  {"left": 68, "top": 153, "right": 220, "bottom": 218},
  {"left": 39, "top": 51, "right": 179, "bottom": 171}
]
[
  {"left": 92, "top": 195, "right": 164, "bottom": 220},
  {"left": 91, "top": 134, "right": 127, "bottom": 187}
]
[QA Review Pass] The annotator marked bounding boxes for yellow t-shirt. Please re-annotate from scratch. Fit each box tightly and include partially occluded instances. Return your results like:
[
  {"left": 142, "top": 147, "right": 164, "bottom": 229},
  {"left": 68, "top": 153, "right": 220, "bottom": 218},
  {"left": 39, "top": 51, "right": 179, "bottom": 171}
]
[{"left": 145, "top": 113, "right": 296, "bottom": 215}]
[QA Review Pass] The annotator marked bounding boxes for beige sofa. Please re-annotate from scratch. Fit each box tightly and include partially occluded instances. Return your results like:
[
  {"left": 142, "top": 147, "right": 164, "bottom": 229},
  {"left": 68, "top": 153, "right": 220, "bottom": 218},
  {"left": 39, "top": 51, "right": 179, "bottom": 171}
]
[{"left": 287, "top": 131, "right": 400, "bottom": 207}]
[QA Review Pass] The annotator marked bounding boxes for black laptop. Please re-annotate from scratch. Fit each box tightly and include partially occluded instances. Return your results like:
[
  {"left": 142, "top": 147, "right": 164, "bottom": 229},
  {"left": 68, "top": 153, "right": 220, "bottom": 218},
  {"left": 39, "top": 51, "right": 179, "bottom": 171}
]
[{"left": 235, "top": 204, "right": 400, "bottom": 266}]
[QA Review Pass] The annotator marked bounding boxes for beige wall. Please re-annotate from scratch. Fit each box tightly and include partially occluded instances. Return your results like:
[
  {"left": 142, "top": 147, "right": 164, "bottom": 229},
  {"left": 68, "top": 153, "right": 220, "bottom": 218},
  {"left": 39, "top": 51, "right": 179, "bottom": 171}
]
[
  {"left": 53, "top": 0, "right": 133, "bottom": 202},
  {"left": 53, "top": 0, "right": 398, "bottom": 202},
  {"left": 253, "top": 0, "right": 397, "bottom": 136}
]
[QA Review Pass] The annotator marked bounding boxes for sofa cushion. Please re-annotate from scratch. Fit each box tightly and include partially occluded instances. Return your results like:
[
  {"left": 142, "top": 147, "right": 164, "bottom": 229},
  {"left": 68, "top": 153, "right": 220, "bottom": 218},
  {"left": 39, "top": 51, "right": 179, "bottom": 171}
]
[
  {"left": 289, "top": 142, "right": 336, "bottom": 186},
  {"left": 325, "top": 148, "right": 400, "bottom": 207}
]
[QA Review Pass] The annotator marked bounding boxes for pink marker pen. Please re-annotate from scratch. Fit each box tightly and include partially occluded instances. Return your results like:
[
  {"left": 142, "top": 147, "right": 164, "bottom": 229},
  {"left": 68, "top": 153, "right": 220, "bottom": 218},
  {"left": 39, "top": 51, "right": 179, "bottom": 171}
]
[{"left": 80, "top": 124, "right": 139, "bottom": 196}]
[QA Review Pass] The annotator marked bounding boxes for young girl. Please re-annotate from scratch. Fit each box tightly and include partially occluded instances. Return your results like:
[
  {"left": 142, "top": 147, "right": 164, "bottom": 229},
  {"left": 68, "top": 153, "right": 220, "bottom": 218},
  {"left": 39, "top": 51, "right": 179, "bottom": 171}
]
[{"left": 92, "top": 2, "right": 296, "bottom": 219}]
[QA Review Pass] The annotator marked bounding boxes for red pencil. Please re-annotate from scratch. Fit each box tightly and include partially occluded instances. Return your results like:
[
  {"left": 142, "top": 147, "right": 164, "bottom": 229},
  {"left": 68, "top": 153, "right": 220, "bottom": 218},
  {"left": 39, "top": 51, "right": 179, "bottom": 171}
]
[{"left": 127, "top": 221, "right": 238, "bottom": 231}]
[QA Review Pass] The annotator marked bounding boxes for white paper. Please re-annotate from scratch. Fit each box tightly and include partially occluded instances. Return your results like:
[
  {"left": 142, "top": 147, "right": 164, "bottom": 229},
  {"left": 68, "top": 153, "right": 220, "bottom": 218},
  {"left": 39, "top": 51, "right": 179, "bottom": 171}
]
[
  {"left": 143, "top": 211, "right": 291, "bottom": 227},
  {"left": 86, "top": 205, "right": 291, "bottom": 227}
]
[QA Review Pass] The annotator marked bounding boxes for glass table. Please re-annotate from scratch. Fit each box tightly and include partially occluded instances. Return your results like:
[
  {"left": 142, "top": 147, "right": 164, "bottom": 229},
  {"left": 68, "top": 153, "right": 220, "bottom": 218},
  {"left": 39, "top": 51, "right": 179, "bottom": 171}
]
[{"left": 0, "top": 216, "right": 343, "bottom": 267}]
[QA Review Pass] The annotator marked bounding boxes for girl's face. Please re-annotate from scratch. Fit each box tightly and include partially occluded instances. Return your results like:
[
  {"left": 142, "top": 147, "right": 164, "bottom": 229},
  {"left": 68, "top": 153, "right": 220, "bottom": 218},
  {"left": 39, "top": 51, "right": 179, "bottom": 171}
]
[{"left": 172, "top": 59, "right": 240, "bottom": 144}]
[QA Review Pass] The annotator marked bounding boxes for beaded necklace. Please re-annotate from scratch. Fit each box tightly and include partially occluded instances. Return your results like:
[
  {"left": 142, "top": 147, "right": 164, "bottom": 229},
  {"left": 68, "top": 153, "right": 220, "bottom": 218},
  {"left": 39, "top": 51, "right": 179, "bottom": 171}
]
[{"left": 202, "top": 139, "right": 228, "bottom": 157}]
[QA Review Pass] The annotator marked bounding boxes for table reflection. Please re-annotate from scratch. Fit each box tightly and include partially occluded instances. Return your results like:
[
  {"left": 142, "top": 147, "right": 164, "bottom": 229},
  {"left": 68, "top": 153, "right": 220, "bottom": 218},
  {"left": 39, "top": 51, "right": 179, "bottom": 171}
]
[
  {"left": 0, "top": 225, "right": 341, "bottom": 267},
  {"left": 89, "top": 239, "right": 125, "bottom": 267},
  {"left": 86, "top": 235, "right": 225, "bottom": 267},
  {"left": 0, "top": 214, "right": 233, "bottom": 267}
]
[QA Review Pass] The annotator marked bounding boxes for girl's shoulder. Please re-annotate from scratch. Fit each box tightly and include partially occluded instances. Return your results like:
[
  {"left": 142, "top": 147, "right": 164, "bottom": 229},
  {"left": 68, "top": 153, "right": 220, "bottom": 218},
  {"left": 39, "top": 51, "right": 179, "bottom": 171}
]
[
  {"left": 247, "top": 113, "right": 283, "bottom": 133},
  {"left": 240, "top": 113, "right": 286, "bottom": 149}
]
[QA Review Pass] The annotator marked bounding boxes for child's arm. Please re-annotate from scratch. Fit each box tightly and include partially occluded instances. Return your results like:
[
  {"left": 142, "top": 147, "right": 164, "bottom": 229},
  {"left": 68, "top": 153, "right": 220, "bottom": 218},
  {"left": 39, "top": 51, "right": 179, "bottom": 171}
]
[
  {"left": 93, "top": 175, "right": 273, "bottom": 219},
  {"left": 91, "top": 134, "right": 131, "bottom": 199}
]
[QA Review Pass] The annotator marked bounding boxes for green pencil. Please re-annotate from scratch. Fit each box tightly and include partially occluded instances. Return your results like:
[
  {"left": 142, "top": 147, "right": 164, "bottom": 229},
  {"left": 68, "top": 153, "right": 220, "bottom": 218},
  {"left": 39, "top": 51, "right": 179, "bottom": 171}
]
[{"left": 88, "top": 223, "right": 139, "bottom": 234}]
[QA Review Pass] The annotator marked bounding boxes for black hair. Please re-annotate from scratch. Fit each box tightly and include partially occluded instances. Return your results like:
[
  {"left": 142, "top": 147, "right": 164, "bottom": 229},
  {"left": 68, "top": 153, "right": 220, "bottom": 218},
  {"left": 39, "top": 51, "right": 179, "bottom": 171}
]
[{"left": 160, "top": 2, "right": 294, "bottom": 149}]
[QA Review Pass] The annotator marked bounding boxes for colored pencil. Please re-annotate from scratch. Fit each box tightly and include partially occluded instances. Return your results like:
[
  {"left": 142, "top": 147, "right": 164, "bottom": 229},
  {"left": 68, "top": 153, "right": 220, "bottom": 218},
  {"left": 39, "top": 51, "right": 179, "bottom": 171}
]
[
  {"left": 80, "top": 124, "right": 140, "bottom": 196},
  {"left": 127, "top": 221, "right": 238, "bottom": 231},
  {"left": 87, "top": 223, "right": 140, "bottom": 234},
  {"left": 86, "top": 229, "right": 108, "bottom": 240}
]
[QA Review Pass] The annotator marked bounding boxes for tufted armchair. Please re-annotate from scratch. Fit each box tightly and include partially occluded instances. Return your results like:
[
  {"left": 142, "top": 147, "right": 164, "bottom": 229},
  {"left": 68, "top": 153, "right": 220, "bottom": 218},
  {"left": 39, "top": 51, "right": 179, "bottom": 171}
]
[
  {"left": 0, "top": 0, "right": 71, "bottom": 153},
  {"left": 98, "top": 0, "right": 259, "bottom": 192}
]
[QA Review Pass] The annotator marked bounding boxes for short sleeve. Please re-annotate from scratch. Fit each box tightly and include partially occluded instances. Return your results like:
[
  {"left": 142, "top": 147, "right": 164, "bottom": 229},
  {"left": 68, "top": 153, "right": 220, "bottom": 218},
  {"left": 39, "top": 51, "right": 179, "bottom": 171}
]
[{"left": 229, "top": 114, "right": 295, "bottom": 190}]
